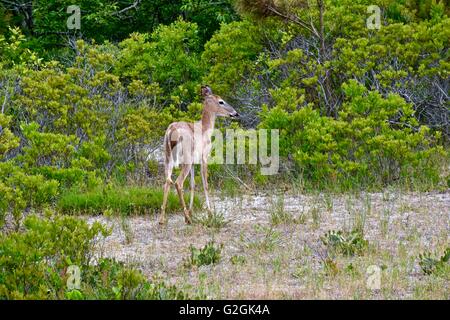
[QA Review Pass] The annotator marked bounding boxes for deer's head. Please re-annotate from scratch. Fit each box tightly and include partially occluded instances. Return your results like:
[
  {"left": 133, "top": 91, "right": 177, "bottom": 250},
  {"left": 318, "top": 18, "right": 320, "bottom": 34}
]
[{"left": 201, "top": 85, "right": 239, "bottom": 119}]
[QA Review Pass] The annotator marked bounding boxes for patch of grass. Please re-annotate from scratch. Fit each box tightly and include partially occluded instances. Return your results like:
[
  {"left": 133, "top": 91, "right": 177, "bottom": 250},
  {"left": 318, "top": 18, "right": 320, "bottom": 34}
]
[
  {"left": 310, "top": 206, "right": 321, "bottom": 229},
  {"left": 321, "top": 229, "right": 369, "bottom": 257},
  {"left": 322, "top": 193, "right": 334, "bottom": 212},
  {"left": 58, "top": 186, "right": 201, "bottom": 215},
  {"left": 292, "top": 265, "right": 310, "bottom": 279},
  {"left": 295, "top": 213, "right": 307, "bottom": 224},
  {"left": 322, "top": 258, "right": 339, "bottom": 277},
  {"left": 184, "top": 241, "right": 222, "bottom": 268},
  {"left": 269, "top": 196, "right": 293, "bottom": 226},
  {"left": 344, "top": 263, "right": 360, "bottom": 276},
  {"left": 418, "top": 248, "right": 450, "bottom": 276},
  {"left": 194, "top": 210, "right": 228, "bottom": 230},
  {"left": 230, "top": 255, "right": 246, "bottom": 265},
  {"left": 352, "top": 210, "right": 367, "bottom": 235},
  {"left": 380, "top": 208, "right": 391, "bottom": 238},
  {"left": 246, "top": 225, "right": 281, "bottom": 252},
  {"left": 119, "top": 211, "right": 134, "bottom": 244}
]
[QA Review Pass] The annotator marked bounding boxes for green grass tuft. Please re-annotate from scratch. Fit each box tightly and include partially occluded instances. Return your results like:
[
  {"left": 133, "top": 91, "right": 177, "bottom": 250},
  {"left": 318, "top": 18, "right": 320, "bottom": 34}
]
[{"left": 58, "top": 186, "right": 201, "bottom": 215}]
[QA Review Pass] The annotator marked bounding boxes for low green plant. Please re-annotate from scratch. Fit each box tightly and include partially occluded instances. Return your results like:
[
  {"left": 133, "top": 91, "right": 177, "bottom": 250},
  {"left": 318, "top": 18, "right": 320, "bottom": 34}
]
[
  {"left": 194, "top": 210, "right": 228, "bottom": 229},
  {"left": 0, "top": 162, "right": 59, "bottom": 228},
  {"left": 322, "top": 193, "right": 334, "bottom": 212},
  {"left": 82, "top": 258, "right": 189, "bottom": 300},
  {"left": 246, "top": 225, "right": 281, "bottom": 252},
  {"left": 320, "top": 229, "right": 369, "bottom": 257},
  {"left": 418, "top": 248, "right": 450, "bottom": 276},
  {"left": 230, "top": 255, "right": 246, "bottom": 265},
  {"left": 185, "top": 241, "right": 222, "bottom": 267}
]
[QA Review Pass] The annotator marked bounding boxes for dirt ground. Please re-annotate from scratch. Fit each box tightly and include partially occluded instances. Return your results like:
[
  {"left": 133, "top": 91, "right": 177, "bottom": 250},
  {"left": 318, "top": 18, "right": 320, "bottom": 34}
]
[{"left": 86, "top": 190, "right": 450, "bottom": 299}]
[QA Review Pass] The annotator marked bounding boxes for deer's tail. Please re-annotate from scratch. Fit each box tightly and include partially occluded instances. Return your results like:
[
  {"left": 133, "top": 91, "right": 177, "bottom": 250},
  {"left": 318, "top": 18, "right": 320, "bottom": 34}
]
[
  {"left": 164, "top": 128, "right": 182, "bottom": 183},
  {"left": 164, "top": 131, "right": 172, "bottom": 164}
]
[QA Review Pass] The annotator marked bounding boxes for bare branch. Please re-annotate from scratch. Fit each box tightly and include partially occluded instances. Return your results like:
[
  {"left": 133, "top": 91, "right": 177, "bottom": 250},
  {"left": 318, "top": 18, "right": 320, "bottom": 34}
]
[{"left": 111, "top": 0, "right": 141, "bottom": 16}]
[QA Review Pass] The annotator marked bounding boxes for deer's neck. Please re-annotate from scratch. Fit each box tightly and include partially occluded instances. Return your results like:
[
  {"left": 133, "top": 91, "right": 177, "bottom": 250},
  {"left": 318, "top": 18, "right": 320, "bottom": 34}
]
[{"left": 201, "top": 109, "right": 216, "bottom": 138}]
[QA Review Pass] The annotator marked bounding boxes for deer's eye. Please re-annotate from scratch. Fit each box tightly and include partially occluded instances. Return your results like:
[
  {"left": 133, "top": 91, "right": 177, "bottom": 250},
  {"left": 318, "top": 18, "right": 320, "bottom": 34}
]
[{"left": 219, "top": 101, "right": 224, "bottom": 105}]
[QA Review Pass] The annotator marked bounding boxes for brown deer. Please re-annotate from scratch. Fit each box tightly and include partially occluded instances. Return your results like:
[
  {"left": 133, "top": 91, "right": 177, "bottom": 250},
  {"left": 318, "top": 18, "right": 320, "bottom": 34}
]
[{"left": 159, "top": 85, "right": 239, "bottom": 225}]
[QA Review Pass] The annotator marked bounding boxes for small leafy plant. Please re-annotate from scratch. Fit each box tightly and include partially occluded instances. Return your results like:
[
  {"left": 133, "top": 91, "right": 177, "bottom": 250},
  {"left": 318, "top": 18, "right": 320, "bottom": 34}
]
[
  {"left": 230, "top": 255, "right": 246, "bottom": 265},
  {"left": 185, "top": 241, "right": 222, "bottom": 267},
  {"left": 418, "top": 248, "right": 450, "bottom": 276},
  {"left": 321, "top": 229, "right": 369, "bottom": 256}
]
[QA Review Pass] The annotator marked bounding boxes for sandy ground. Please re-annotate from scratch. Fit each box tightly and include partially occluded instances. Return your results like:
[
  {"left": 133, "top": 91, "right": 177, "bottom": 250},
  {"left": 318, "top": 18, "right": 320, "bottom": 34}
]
[{"left": 86, "top": 190, "right": 450, "bottom": 299}]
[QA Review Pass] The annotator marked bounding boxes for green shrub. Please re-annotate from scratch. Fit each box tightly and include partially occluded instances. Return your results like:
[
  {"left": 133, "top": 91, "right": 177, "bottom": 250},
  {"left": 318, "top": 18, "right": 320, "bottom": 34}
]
[
  {"left": 194, "top": 210, "right": 229, "bottom": 229},
  {"left": 202, "top": 20, "right": 262, "bottom": 96},
  {"left": 0, "top": 114, "right": 19, "bottom": 159},
  {"left": 116, "top": 19, "right": 203, "bottom": 103},
  {"left": 185, "top": 241, "right": 222, "bottom": 267},
  {"left": 0, "top": 214, "right": 109, "bottom": 299},
  {"left": 81, "top": 258, "right": 189, "bottom": 300},
  {"left": 418, "top": 248, "right": 450, "bottom": 276},
  {"left": 0, "top": 162, "right": 59, "bottom": 228},
  {"left": 0, "top": 214, "right": 190, "bottom": 299},
  {"left": 260, "top": 81, "right": 446, "bottom": 189},
  {"left": 320, "top": 229, "right": 369, "bottom": 257},
  {"left": 58, "top": 185, "right": 201, "bottom": 215}
]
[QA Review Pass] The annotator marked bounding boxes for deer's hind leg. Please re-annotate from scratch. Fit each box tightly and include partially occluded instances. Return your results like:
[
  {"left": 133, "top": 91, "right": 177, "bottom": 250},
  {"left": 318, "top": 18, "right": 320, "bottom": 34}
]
[
  {"left": 175, "top": 163, "right": 193, "bottom": 224},
  {"left": 189, "top": 165, "right": 195, "bottom": 212},
  {"left": 160, "top": 150, "right": 175, "bottom": 225},
  {"left": 159, "top": 179, "right": 172, "bottom": 225}
]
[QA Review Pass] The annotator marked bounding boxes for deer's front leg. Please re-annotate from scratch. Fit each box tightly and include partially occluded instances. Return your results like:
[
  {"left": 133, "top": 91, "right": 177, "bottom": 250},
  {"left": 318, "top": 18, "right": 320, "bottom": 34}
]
[
  {"left": 200, "top": 159, "right": 211, "bottom": 211},
  {"left": 159, "top": 179, "right": 172, "bottom": 225}
]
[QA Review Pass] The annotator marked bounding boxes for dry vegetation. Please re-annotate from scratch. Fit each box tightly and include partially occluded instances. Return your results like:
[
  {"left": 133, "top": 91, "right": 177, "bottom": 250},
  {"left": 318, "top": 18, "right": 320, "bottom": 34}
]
[{"left": 86, "top": 189, "right": 450, "bottom": 299}]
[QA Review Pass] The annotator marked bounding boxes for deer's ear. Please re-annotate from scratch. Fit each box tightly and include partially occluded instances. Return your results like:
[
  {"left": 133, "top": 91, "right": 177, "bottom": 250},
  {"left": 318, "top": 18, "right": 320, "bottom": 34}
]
[{"left": 201, "top": 85, "right": 213, "bottom": 97}]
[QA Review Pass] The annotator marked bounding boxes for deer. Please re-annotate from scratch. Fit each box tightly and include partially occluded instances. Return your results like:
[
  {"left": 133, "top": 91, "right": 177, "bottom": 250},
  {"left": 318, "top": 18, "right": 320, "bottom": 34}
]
[{"left": 159, "top": 85, "right": 239, "bottom": 225}]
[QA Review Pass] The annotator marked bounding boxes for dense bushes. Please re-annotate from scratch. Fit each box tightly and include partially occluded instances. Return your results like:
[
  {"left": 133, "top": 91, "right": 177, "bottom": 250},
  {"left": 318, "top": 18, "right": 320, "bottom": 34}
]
[
  {"left": 201, "top": 20, "right": 263, "bottom": 96},
  {"left": 0, "top": 214, "right": 189, "bottom": 299},
  {"left": 0, "top": 162, "right": 59, "bottom": 228},
  {"left": 116, "top": 19, "right": 203, "bottom": 103},
  {"left": 260, "top": 81, "right": 445, "bottom": 188},
  {"left": 0, "top": 5, "right": 446, "bottom": 194},
  {"left": 0, "top": 0, "right": 448, "bottom": 300},
  {"left": 0, "top": 0, "right": 237, "bottom": 56}
]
